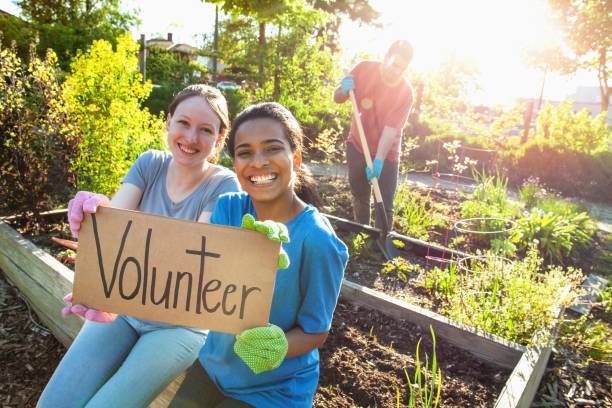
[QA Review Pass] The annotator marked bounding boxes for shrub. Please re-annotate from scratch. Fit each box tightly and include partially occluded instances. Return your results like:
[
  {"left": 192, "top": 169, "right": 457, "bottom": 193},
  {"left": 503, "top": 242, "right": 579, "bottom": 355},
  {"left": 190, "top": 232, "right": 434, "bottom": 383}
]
[
  {"left": 511, "top": 208, "right": 595, "bottom": 265},
  {"left": 0, "top": 44, "right": 79, "bottom": 217},
  {"left": 535, "top": 101, "right": 609, "bottom": 155},
  {"left": 505, "top": 145, "right": 612, "bottom": 203},
  {"left": 63, "top": 34, "right": 165, "bottom": 196}
]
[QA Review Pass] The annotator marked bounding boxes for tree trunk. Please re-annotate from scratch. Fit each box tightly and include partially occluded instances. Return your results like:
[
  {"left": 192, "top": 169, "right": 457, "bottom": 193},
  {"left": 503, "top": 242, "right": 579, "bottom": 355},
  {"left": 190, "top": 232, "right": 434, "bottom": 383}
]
[
  {"left": 212, "top": 5, "right": 219, "bottom": 83},
  {"left": 273, "top": 23, "right": 282, "bottom": 100},
  {"left": 258, "top": 21, "right": 266, "bottom": 88},
  {"left": 597, "top": 48, "right": 609, "bottom": 113}
]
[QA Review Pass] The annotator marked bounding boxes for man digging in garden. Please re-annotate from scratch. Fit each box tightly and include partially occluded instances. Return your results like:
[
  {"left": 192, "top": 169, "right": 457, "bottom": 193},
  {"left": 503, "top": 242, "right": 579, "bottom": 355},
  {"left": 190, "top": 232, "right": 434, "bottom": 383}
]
[{"left": 333, "top": 40, "right": 414, "bottom": 230}]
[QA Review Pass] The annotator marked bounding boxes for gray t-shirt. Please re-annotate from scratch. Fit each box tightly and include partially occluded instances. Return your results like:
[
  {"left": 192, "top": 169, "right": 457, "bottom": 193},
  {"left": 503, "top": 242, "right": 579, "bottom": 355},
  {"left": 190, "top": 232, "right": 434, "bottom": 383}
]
[
  {"left": 122, "top": 149, "right": 240, "bottom": 221},
  {"left": 120, "top": 149, "right": 240, "bottom": 332}
]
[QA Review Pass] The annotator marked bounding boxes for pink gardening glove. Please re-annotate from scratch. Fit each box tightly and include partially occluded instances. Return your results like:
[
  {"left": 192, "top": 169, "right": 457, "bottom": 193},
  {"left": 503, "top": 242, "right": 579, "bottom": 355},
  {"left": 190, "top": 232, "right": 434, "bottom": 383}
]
[
  {"left": 68, "top": 191, "right": 111, "bottom": 238},
  {"left": 61, "top": 293, "right": 117, "bottom": 323}
]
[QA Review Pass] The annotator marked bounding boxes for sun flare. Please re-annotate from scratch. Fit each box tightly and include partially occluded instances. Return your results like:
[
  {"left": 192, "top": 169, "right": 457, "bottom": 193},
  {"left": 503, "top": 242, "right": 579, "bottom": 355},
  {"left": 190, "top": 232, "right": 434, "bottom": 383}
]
[{"left": 341, "top": 0, "right": 566, "bottom": 104}]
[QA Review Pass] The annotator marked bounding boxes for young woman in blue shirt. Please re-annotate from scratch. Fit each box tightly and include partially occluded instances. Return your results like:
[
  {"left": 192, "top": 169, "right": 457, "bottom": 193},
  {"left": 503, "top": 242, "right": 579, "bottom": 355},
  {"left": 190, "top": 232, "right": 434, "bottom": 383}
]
[{"left": 170, "top": 102, "right": 349, "bottom": 408}]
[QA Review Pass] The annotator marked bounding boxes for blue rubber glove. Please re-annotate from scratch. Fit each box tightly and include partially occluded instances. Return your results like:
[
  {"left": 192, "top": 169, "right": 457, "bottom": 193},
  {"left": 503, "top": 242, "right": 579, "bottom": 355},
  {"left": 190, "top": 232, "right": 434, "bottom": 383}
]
[
  {"left": 241, "top": 214, "right": 290, "bottom": 269},
  {"left": 366, "top": 158, "right": 383, "bottom": 181},
  {"left": 340, "top": 75, "right": 355, "bottom": 96},
  {"left": 234, "top": 324, "right": 288, "bottom": 374}
]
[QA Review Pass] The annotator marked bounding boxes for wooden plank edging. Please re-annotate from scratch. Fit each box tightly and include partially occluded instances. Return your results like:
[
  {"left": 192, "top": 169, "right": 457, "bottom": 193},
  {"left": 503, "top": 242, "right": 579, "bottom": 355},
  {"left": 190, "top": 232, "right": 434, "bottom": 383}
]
[{"left": 340, "top": 279, "right": 525, "bottom": 369}]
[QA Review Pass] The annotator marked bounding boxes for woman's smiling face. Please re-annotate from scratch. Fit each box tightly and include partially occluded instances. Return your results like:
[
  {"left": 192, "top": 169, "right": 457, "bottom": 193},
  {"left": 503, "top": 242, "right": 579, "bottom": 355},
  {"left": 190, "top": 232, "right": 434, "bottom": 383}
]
[
  {"left": 166, "top": 96, "right": 221, "bottom": 168},
  {"left": 233, "top": 118, "right": 300, "bottom": 204}
]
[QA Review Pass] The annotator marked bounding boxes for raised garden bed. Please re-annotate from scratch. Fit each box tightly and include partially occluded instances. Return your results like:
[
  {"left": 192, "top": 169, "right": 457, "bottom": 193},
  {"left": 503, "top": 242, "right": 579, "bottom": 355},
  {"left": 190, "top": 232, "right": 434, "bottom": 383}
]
[{"left": 0, "top": 212, "right": 562, "bottom": 407}]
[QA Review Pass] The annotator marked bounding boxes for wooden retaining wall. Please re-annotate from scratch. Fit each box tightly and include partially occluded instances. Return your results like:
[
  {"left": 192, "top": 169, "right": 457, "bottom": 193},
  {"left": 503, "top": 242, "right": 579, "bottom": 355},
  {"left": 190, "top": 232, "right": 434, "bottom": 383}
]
[{"left": 1, "top": 218, "right": 555, "bottom": 407}]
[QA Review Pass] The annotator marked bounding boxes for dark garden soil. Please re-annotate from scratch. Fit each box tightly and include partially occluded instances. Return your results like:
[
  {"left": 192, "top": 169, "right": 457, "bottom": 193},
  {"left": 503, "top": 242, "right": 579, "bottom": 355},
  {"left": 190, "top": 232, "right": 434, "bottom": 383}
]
[
  {"left": 0, "top": 268, "right": 508, "bottom": 407},
  {"left": 1, "top": 174, "right": 611, "bottom": 407},
  {"left": 0, "top": 272, "right": 64, "bottom": 407}
]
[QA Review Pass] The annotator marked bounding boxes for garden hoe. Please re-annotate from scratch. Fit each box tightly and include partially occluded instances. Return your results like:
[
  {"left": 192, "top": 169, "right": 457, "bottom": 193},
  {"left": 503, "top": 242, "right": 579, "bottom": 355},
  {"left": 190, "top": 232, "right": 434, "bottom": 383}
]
[{"left": 348, "top": 89, "right": 401, "bottom": 260}]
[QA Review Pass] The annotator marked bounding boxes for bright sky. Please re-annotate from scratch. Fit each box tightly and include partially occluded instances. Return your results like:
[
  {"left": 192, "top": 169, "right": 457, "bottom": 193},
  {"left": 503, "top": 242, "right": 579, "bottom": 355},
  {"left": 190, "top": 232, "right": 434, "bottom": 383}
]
[
  {"left": 1, "top": 0, "right": 599, "bottom": 105},
  {"left": 339, "top": 0, "right": 599, "bottom": 105}
]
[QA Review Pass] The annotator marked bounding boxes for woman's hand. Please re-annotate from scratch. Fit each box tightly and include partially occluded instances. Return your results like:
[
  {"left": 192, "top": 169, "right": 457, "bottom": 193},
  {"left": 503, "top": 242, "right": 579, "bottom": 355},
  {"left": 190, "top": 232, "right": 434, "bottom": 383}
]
[
  {"left": 68, "top": 191, "right": 111, "bottom": 238},
  {"left": 61, "top": 293, "right": 117, "bottom": 323},
  {"left": 241, "top": 214, "right": 290, "bottom": 269},
  {"left": 234, "top": 324, "right": 288, "bottom": 374}
]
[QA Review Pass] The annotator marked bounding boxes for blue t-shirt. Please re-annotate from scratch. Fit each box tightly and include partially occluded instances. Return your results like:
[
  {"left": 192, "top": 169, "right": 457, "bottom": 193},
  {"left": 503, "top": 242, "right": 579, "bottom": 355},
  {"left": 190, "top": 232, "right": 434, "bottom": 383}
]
[{"left": 199, "top": 192, "right": 348, "bottom": 407}]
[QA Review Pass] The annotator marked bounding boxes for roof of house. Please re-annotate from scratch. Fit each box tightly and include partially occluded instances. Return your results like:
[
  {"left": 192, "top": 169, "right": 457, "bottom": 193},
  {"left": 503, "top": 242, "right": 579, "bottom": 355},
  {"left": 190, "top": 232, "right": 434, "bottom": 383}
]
[{"left": 167, "top": 43, "right": 198, "bottom": 54}]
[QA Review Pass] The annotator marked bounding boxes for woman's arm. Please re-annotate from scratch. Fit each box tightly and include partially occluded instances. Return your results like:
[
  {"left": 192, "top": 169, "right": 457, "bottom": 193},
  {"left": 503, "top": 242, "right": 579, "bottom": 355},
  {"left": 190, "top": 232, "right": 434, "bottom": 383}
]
[
  {"left": 110, "top": 183, "right": 144, "bottom": 210},
  {"left": 285, "top": 327, "right": 329, "bottom": 358}
]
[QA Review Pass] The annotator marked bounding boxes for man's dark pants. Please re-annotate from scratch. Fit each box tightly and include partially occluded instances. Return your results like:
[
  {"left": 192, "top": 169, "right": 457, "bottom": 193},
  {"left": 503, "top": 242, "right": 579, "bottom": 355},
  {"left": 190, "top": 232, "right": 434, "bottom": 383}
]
[{"left": 347, "top": 142, "right": 398, "bottom": 229}]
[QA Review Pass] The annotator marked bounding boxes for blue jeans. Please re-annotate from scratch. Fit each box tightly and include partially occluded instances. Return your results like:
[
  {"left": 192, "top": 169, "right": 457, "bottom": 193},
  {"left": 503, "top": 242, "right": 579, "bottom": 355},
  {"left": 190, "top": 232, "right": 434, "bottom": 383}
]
[
  {"left": 347, "top": 142, "right": 399, "bottom": 229},
  {"left": 37, "top": 317, "right": 207, "bottom": 408}
]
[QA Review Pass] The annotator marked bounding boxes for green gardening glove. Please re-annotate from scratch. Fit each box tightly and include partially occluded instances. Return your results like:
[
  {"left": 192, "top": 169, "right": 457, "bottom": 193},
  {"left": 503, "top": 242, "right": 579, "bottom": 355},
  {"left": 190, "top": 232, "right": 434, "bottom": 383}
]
[
  {"left": 241, "top": 214, "right": 290, "bottom": 269},
  {"left": 234, "top": 324, "right": 288, "bottom": 374}
]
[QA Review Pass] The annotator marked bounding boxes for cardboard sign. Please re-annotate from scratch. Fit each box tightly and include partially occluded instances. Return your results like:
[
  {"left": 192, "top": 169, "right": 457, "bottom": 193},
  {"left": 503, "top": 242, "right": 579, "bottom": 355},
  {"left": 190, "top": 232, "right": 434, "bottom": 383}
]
[{"left": 72, "top": 207, "right": 280, "bottom": 334}]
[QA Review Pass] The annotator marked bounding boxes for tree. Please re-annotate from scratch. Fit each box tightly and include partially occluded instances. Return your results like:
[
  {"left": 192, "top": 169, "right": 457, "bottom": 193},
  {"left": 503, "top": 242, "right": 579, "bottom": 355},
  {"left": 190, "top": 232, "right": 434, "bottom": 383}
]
[
  {"left": 548, "top": 0, "right": 611, "bottom": 112},
  {"left": 15, "top": 0, "right": 139, "bottom": 68},
  {"left": 63, "top": 34, "right": 165, "bottom": 195},
  {"left": 204, "top": 0, "right": 379, "bottom": 86}
]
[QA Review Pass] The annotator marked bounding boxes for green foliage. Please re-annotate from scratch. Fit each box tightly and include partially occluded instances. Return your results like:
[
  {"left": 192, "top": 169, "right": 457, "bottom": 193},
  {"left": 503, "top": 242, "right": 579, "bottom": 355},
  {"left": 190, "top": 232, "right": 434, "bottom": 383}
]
[
  {"left": 535, "top": 101, "right": 610, "bottom": 155},
  {"left": 559, "top": 315, "right": 611, "bottom": 362},
  {"left": 0, "top": 14, "right": 39, "bottom": 61},
  {"left": 346, "top": 232, "right": 375, "bottom": 259},
  {"left": 405, "top": 325, "right": 442, "bottom": 408},
  {"left": 461, "top": 170, "right": 520, "bottom": 220},
  {"left": 308, "top": 117, "right": 345, "bottom": 164},
  {"left": 427, "top": 246, "right": 583, "bottom": 345},
  {"left": 216, "top": 154, "right": 234, "bottom": 170},
  {"left": 275, "top": 33, "right": 348, "bottom": 138},
  {"left": 0, "top": 44, "right": 79, "bottom": 216},
  {"left": 458, "top": 171, "right": 521, "bottom": 250},
  {"left": 393, "top": 184, "right": 440, "bottom": 241},
  {"left": 207, "top": 5, "right": 349, "bottom": 140},
  {"left": 220, "top": 87, "right": 249, "bottom": 121},
  {"left": 511, "top": 208, "right": 595, "bottom": 265},
  {"left": 63, "top": 35, "right": 165, "bottom": 196},
  {"left": 422, "top": 263, "right": 460, "bottom": 299},
  {"left": 380, "top": 258, "right": 422, "bottom": 282},
  {"left": 548, "top": 0, "right": 610, "bottom": 111},
  {"left": 143, "top": 48, "right": 209, "bottom": 115},
  {"left": 16, "top": 0, "right": 139, "bottom": 70},
  {"left": 520, "top": 177, "right": 586, "bottom": 216}
]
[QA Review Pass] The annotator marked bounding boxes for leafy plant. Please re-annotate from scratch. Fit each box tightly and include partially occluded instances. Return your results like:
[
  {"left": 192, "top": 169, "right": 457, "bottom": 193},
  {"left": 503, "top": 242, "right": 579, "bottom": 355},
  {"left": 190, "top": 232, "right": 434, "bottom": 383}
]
[
  {"left": 381, "top": 258, "right": 422, "bottom": 282},
  {"left": 394, "top": 184, "right": 440, "bottom": 241},
  {"left": 346, "top": 232, "right": 375, "bottom": 259},
  {"left": 511, "top": 208, "right": 595, "bottom": 264},
  {"left": 405, "top": 325, "right": 442, "bottom": 408},
  {"left": 461, "top": 170, "right": 520, "bottom": 221},
  {"left": 559, "top": 315, "right": 611, "bottom": 362},
  {"left": 309, "top": 118, "right": 345, "bottom": 165},
  {"left": 422, "top": 263, "right": 460, "bottom": 299}
]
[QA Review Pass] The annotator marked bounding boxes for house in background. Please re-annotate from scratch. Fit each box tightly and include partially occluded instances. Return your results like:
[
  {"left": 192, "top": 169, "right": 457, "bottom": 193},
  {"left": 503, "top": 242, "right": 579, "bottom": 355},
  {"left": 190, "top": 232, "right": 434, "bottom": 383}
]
[{"left": 140, "top": 32, "right": 225, "bottom": 75}]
